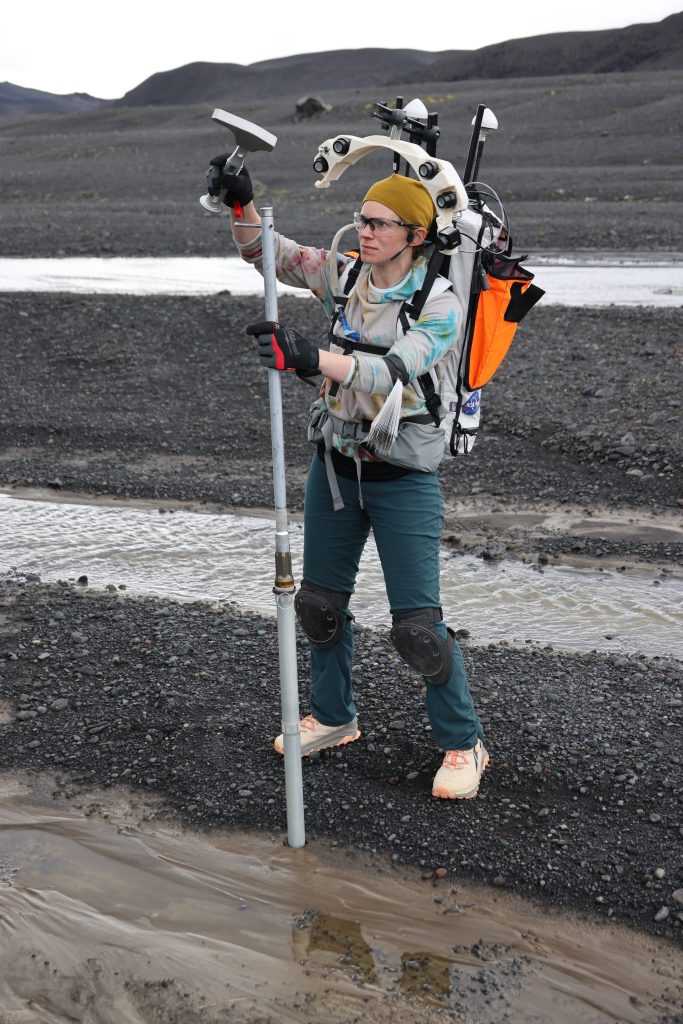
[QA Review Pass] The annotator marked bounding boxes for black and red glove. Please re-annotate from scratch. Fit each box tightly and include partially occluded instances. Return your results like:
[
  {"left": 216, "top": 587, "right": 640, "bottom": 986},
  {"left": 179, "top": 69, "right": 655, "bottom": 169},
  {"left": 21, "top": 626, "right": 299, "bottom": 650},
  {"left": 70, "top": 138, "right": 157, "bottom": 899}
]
[
  {"left": 246, "top": 321, "right": 320, "bottom": 373},
  {"left": 205, "top": 157, "right": 254, "bottom": 217}
]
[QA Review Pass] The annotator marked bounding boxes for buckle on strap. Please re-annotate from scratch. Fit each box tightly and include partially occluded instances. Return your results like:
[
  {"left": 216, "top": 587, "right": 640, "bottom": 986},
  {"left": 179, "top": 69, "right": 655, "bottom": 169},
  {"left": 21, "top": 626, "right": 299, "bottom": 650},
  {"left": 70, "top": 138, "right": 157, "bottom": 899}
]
[{"left": 328, "top": 414, "right": 370, "bottom": 440}]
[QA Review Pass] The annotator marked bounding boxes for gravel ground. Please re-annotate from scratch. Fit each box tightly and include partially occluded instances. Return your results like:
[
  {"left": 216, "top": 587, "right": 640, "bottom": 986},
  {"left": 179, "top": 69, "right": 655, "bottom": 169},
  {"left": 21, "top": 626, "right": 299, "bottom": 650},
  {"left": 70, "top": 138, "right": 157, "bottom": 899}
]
[
  {"left": 0, "top": 573, "right": 681, "bottom": 947},
  {"left": 1, "top": 70, "right": 682, "bottom": 256}
]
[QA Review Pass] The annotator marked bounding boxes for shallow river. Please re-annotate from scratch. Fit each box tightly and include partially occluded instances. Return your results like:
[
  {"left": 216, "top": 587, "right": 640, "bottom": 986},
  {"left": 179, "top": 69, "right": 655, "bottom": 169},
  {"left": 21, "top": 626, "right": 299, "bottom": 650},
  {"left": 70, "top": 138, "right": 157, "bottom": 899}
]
[
  {"left": 0, "top": 252, "right": 682, "bottom": 305},
  {"left": 1, "top": 493, "right": 682, "bottom": 659}
]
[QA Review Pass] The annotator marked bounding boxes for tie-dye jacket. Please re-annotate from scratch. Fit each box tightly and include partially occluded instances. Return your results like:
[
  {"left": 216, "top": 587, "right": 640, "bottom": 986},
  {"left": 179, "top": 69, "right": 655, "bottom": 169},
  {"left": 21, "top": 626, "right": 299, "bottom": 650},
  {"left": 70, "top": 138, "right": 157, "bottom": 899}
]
[{"left": 238, "top": 230, "right": 461, "bottom": 460}]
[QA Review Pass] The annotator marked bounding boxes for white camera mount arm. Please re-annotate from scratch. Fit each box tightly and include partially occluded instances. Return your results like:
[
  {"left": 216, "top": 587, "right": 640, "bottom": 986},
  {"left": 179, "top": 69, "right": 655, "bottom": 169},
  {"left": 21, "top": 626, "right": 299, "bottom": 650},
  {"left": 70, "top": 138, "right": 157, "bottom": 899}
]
[{"left": 312, "top": 134, "right": 468, "bottom": 253}]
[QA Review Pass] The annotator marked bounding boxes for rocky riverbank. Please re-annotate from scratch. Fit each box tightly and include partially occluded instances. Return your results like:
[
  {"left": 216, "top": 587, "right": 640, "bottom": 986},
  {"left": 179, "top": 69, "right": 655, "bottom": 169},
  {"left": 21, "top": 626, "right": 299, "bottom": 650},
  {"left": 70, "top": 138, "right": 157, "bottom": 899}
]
[
  {"left": 0, "top": 572, "right": 681, "bottom": 948},
  {"left": 1, "top": 262, "right": 682, "bottom": 957}
]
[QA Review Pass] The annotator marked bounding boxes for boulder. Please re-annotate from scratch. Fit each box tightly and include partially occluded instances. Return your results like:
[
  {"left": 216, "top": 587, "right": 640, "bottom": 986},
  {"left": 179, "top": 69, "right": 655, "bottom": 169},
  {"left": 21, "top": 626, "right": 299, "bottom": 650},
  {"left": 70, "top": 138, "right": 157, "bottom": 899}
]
[{"left": 295, "top": 96, "right": 332, "bottom": 120}]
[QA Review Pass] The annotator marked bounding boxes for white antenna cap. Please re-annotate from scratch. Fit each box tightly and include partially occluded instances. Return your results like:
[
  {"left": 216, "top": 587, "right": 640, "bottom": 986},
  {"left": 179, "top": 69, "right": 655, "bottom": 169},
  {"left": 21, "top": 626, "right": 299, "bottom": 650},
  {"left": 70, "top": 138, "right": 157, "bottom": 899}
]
[
  {"left": 473, "top": 107, "right": 498, "bottom": 130},
  {"left": 404, "top": 98, "right": 429, "bottom": 120}
]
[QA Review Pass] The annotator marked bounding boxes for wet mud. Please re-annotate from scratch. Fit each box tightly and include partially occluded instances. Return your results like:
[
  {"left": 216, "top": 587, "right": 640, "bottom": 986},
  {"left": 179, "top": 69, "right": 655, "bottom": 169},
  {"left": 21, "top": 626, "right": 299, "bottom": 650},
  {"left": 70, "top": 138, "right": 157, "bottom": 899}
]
[{"left": 0, "top": 779, "right": 681, "bottom": 1024}]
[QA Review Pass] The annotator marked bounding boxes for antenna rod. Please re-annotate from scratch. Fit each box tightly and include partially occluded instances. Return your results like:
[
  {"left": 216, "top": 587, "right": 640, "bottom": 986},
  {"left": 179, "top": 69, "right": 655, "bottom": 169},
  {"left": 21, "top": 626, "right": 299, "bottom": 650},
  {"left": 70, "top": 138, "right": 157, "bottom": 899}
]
[{"left": 464, "top": 104, "right": 485, "bottom": 184}]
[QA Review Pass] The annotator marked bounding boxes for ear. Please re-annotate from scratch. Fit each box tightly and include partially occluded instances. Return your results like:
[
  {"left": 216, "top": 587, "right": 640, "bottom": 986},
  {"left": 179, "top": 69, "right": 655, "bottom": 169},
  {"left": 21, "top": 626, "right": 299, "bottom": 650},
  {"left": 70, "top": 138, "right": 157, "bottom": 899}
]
[{"left": 409, "top": 226, "right": 428, "bottom": 247}]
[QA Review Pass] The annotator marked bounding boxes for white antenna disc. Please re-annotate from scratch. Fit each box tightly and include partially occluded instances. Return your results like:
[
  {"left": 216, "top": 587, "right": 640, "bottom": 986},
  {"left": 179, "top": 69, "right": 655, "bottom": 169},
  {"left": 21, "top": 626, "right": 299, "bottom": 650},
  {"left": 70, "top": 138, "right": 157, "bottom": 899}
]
[
  {"left": 471, "top": 108, "right": 498, "bottom": 131},
  {"left": 404, "top": 98, "right": 429, "bottom": 120}
]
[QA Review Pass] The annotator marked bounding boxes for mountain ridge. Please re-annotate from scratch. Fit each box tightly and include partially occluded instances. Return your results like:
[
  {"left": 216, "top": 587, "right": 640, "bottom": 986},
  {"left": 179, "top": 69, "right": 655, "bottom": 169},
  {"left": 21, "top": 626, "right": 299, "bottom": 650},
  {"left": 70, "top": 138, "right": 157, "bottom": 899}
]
[
  {"left": 1, "top": 12, "right": 680, "bottom": 117},
  {"left": 0, "top": 81, "right": 109, "bottom": 116}
]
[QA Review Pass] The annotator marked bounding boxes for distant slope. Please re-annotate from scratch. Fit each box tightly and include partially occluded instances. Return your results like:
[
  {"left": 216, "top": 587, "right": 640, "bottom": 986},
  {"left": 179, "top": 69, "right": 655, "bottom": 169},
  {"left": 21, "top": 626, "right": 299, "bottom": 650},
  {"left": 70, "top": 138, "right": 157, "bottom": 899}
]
[
  {"left": 3, "top": 12, "right": 681, "bottom": 117},
  {"left": 0, "top": 82, "right": 109, "bottom": 117},
  {"left": 420, "top": 11, "right": 683, "bottom": 82},
  {"left": 117, "top": 49, "right": 452, "bottom": 107}
]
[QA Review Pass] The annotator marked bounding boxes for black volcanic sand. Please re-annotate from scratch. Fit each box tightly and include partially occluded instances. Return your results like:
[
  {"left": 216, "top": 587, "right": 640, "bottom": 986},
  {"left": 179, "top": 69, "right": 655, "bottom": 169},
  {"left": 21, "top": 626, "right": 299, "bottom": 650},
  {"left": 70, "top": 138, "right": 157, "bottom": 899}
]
[
  {"left": 1, "top": 573, "right": 682, "bottom": 950},
  {"left": 1, "top": 69, "right": 682, "bottom": 255},
  {"left": 0, "top": 293, "right": 681, "bottom": 565}
]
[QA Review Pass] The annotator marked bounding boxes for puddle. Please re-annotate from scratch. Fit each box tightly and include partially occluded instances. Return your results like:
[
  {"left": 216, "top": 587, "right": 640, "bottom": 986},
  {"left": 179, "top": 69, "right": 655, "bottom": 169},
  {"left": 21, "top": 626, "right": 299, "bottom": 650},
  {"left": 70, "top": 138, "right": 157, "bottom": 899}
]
[
  {"left": 0, "top": 792, "right": 680, "bottom": 1024},
  {"left": 0, "top": 255, "right": 681, "bottom": 306},
  {"left": 1, "top": 493, "right": 682, "bottom": 660}
]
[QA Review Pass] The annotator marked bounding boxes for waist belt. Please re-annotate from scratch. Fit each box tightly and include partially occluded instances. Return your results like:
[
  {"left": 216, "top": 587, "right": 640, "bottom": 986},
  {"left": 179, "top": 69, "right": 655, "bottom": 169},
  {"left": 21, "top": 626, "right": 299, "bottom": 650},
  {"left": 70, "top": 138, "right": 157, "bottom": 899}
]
[{"left": 320, "top": 412, "right": 433, "bottom": 512}]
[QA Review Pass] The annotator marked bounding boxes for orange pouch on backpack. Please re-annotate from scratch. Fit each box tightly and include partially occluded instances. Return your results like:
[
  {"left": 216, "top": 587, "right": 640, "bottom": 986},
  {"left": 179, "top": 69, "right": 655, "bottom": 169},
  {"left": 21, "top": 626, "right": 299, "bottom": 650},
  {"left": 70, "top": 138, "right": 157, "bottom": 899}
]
[{"left": 465, "top": 258, "right": 544, "bottom": 390}]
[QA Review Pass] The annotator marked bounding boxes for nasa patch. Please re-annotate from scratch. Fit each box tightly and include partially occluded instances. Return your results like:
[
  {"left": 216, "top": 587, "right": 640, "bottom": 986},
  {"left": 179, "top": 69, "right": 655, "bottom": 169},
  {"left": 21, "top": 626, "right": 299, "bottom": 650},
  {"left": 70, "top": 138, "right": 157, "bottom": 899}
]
[{"left": 462, "top": 390, "right": 481, "bottom": 415}]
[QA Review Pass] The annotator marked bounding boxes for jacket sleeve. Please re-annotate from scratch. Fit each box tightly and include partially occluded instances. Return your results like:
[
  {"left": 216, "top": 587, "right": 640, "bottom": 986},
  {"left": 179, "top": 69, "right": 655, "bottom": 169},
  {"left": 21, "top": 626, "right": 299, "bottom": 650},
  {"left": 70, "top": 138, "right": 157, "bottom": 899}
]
[{"left": 238, "top": 231, "right": 351, "bottom": 318}]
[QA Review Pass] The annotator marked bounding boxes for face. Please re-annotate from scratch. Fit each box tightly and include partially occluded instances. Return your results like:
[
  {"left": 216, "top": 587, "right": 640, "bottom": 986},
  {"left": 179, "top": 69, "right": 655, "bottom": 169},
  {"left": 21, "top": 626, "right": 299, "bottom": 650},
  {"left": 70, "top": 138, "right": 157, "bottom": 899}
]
[{"left": 357, "top": 201, "right": 425, "bottom": 265}]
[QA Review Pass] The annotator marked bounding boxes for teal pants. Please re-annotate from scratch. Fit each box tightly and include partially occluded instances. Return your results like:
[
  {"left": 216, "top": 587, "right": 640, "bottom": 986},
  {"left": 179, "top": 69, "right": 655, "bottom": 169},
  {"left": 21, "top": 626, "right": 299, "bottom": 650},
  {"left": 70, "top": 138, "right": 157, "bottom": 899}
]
[{"left": 302, "top": 455, "right": 483, "bottom": 751}]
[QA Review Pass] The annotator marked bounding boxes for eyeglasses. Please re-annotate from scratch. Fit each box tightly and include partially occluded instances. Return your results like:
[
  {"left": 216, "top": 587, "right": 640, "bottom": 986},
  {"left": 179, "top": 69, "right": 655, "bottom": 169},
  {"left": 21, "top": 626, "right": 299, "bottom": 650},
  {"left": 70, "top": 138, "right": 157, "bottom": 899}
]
[{"left": 353, "top": 211, "right": 417, "bottom": 234}]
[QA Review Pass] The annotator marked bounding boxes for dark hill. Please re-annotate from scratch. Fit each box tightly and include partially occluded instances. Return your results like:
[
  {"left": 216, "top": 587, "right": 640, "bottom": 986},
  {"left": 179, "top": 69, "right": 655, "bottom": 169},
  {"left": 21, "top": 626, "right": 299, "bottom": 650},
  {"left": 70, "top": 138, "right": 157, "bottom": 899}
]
[
  {"left": 117, "top": 49, "right": 452, "bottom": 107},
  {"left": 118, "top": 13, "right": 682, "bottom": 109},
  {"left": 2, "top": 13, "right": 680, "bottom": 117},
  {"left": 420, "top": 11, "right": 683, "bottom": 81},
  {"left": 0, "top": 82, "right": 109, "bottom": 117}
]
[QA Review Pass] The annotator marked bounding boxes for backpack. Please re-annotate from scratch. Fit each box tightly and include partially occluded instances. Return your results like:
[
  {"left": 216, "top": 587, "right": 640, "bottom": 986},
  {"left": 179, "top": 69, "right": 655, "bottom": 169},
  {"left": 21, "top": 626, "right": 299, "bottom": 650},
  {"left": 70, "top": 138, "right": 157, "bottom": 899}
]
[
  {"left": 329, "top": 198, "right": 543, "bottom": 456},
  {"left": 401, "top": 201, "right": 543, "bottom": 455},
  {"left": 320, "top": 98, "right": 544, "bottom": 457}
]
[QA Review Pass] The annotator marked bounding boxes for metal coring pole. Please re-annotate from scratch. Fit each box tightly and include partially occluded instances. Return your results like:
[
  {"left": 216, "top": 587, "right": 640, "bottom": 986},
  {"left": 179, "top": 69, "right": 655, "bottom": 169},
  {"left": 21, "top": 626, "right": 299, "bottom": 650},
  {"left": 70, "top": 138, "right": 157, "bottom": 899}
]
[{"left": 260, "top": 205, "right": 306, "bottom": 848}]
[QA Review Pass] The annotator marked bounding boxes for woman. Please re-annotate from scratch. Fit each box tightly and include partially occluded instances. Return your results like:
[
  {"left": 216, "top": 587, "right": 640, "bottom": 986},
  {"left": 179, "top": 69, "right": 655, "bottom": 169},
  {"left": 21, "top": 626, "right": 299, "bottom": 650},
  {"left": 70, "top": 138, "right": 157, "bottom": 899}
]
[{"left": 208, "top": 157, "right": 488, "bottom": 799}]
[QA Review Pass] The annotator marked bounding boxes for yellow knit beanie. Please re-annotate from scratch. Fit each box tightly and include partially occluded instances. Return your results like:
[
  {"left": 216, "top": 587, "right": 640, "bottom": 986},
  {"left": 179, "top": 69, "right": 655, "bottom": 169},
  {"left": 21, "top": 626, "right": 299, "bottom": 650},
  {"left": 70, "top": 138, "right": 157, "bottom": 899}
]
[{"left": 363, "top": 173, "right": 435, "bottom": 229}]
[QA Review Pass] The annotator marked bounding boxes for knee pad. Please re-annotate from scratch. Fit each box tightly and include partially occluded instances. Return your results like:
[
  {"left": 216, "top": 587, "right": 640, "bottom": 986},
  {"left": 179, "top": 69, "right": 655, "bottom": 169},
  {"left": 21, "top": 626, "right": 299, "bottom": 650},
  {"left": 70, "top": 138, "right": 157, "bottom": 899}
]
[
  {"left": 295, "top": 579, "right": 353, "bottom": 649},
  {"left": 390, "top": 608, "right": 455, "bottom": 686}
]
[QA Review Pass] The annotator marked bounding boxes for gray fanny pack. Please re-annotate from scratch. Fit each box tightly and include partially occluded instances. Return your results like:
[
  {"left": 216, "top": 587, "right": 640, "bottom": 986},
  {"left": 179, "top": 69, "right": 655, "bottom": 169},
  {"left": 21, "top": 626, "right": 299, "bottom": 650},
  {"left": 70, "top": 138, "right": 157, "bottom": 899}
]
[
  {"left": 382, "top": 419, "right": 444, "bottom": 473},
  {"left": 306, "top": 399, "right": 443, "bottom": 511},
  {"left": 307, "top": 397, "right": 331, "bottom": 446}
]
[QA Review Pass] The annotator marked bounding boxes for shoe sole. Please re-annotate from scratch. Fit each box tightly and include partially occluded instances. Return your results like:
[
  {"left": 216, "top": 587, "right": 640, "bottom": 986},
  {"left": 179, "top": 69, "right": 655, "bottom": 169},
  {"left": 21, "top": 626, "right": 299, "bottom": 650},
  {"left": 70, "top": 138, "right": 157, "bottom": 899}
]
[
  {"left": 274, "top": 729, "right": 361, "bottom": 757},
  {"left": 432, "top": 752, "right": 490, "bottom": 800}
]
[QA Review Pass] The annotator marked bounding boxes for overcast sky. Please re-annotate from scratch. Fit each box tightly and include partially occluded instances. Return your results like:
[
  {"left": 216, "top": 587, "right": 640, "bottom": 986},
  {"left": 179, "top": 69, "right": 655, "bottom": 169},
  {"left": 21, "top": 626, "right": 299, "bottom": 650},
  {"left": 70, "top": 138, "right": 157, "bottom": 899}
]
[{"left": 3, "top": 0, "right": 681, "bottom": 99}]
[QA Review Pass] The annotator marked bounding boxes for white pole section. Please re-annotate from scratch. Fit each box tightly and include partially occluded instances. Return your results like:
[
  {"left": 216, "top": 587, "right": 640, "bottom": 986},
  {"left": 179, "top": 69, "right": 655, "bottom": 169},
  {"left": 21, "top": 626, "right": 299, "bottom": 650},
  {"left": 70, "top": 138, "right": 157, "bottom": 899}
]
[{"left": 260, "top": 206, "right": 305, "bottom": 848}]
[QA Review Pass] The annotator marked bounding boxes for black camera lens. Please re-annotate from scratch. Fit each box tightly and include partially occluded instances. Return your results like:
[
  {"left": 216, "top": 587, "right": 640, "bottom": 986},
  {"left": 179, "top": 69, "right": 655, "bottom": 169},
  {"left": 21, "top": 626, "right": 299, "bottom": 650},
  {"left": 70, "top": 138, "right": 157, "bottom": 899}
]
[{"left": 419, "top": 161, "right": 439, "bottom": 180}]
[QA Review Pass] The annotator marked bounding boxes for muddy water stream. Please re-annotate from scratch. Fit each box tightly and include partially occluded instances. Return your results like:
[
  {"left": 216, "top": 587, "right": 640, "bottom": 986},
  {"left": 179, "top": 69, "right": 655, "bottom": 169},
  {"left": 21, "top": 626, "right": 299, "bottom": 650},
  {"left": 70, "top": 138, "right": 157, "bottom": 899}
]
[
  {"left": 1, "top": 493, "right": 681, "bottom": 659},
  {"left": 0, "top": 782, "right": 681, "bottom": 1024}
]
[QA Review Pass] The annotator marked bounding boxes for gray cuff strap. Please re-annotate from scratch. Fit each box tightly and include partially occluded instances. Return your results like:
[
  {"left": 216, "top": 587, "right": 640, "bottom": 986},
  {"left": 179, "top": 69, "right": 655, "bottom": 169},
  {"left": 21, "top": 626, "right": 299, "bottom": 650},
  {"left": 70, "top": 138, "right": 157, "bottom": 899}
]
[
  {"left": 352, "top": 450, "right": 364, "bottom": 510},
  {"left": 383, "top": 354, "right": 410, "bottom": 386},
  {"left": 235, "top": 230, "right": 263, "bottom": 253},
  {"left": 341, "top": 355, "right": 357, "bottom": 388}
]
